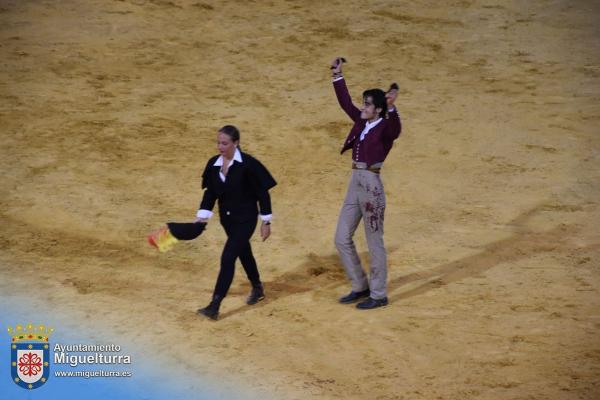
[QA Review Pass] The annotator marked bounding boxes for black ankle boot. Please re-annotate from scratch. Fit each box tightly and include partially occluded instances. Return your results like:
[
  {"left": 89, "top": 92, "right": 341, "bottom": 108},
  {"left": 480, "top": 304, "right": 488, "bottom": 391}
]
[
  {"left": 246, "top": 283, "right": 265, "bottom": 305},
  {"left": 197, "top": 294, "right": 223, "bottom": 320}
]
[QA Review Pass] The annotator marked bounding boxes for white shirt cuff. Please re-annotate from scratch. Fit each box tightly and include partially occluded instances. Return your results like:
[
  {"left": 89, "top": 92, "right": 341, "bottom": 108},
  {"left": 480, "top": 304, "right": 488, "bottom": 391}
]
[
  {"left": 196, "top": 209, "right": 213, "bottom": 219},
  {"left": 260, "top": 214, "right": 272, "bottom": 222},
  {"left": 333, "top": 76, "right": 344, "bottom": 82},
  {"left": 388, "top": 107, "right": 396, "bottom": 112}
]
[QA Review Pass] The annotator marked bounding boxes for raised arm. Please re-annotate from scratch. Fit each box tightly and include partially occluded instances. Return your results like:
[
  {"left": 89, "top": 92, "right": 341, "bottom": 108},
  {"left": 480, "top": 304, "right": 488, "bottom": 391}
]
[
  {"left": 331, "top": 57, "right": 361, "bottom": 122},
  {"left": 384, "top": 108, "right": 401, "bottom": 142},
  {"left": 383, "top": 83, "right": 402, "bottom": 142}
]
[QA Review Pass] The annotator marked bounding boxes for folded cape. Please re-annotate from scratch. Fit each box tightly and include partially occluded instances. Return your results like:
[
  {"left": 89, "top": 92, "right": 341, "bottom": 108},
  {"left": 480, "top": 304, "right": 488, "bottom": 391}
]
[{"left": 166, "top": 222, "right": 207, "bottom": 240}]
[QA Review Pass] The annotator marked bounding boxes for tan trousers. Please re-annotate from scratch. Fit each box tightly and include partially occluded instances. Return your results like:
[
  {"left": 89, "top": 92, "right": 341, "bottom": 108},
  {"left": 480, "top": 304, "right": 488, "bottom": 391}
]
[{"left": 335, "top": 169, "right": 387, "bottom": 299}]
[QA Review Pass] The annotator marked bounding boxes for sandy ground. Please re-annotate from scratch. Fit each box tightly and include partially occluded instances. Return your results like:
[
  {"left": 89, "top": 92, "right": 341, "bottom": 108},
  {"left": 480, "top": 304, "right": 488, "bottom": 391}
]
[{"left": 1, "top": 0, "right": 599, "bottom": 399}]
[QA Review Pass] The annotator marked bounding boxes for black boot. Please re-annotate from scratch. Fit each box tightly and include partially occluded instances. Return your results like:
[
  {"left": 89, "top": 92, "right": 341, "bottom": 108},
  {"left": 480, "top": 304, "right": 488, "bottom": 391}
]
[
  {"left": 246, "top": 283, "right": 265, "bottom": 305},
  {"left": 197, "top": 294, "right": 223, "bottom": 320}
]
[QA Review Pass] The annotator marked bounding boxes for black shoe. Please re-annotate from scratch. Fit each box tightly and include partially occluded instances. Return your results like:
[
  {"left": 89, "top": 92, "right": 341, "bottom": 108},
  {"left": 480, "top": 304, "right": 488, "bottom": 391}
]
[
  {"left": 246, "top": 283, "right": 265, "bottom": 305},
  {"left": 197, "top": 295, "right": 223, "bottom": 320},
  {"left": 356, "top": 297, "right": 388, "bottom": 309},
  {"left": 339, "top": 289, "right": 370, "bottom": 304}
]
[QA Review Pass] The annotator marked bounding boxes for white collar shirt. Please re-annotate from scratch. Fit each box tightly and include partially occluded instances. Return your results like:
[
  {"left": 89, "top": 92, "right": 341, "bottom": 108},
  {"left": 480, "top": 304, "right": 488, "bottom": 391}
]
[
  {"left": 214, "top": 148, "right": 243, "bottom": 182},
  {"left": 359, "top": 117, "right": 383, "bottom": 141}
]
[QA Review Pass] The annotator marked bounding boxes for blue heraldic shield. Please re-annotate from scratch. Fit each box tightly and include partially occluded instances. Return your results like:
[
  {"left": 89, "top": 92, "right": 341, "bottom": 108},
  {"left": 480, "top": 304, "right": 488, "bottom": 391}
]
[{"left": 8, "top": 324, "right": 52, "bottom": 390}]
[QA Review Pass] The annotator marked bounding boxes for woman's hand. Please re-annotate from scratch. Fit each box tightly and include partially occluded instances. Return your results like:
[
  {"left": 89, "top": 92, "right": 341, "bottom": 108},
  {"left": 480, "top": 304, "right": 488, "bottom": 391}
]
[
  {"left": 260, "top": 222, "right": 271, "bottom": 241},
  {"left": 195, "top": 217, "right": 208, "bottom": 224}
]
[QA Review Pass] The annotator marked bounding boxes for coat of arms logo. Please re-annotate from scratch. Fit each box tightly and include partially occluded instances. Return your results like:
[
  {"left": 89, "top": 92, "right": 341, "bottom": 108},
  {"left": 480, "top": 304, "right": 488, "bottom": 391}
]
[{"left": 7, "top": 323, "right": 53, "bottom": 390}]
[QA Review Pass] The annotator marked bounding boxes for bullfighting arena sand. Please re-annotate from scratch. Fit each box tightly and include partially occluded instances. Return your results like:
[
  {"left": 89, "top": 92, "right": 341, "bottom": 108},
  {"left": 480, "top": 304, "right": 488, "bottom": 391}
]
[{"left": 1, "top": 0, "right": 599, "bottom": 399}]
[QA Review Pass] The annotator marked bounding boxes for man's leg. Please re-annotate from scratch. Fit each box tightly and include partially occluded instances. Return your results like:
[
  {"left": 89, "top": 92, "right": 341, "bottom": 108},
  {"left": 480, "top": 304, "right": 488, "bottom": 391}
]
[
  {"left": 335, "top": 173, "right": 368, "bottom": 292},
  {"left": 360, "top": 172, "right": 388, "bottom": 300}
]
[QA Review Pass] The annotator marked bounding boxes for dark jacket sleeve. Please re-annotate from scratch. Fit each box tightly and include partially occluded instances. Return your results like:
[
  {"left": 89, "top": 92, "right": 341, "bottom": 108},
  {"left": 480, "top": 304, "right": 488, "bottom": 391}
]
[
  {"left": 256, "top": 190, "right": 272, "bottom": 216},
  {"left": 247, "top": 156, "right": 276, "bottom": 215},
  {"left": 333, "top": 78, "right": 361, "bottom": 122},
  {"left": 199, "top": 157, "right": 218, "bottom": 211},
  {"left": 383, "top": 108, "right": 401, "bottom": 143}
]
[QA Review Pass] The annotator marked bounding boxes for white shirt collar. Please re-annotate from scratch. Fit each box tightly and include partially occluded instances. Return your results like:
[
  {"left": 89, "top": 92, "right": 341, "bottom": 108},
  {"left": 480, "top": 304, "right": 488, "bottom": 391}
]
[
  {"left": 213, "top": 148, "right": 243, "bottom": 167},
  {"left": 365, "top": 117, "right": 382, "bottom": 129},
  {"left": 360, "top": 118, "right": 383, "bottom": 141}
]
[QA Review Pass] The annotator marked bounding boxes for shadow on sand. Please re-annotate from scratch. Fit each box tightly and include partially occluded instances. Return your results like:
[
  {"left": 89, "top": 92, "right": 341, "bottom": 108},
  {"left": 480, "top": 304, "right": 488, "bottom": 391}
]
[{"left": 209, "top": 203, "right": 597, "bottom": 320}]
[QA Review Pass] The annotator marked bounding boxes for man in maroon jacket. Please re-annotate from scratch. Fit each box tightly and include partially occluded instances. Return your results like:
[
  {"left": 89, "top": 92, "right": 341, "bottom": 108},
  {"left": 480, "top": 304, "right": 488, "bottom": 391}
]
[{"left": 331, "top": 57, "right": 402, "bottom": 309}]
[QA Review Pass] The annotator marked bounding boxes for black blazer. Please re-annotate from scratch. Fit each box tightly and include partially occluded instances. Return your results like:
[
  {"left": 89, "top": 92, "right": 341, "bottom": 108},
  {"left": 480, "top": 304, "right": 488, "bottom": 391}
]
[{"left": 199, "top": 151, "right": 276, "bottom": 223}]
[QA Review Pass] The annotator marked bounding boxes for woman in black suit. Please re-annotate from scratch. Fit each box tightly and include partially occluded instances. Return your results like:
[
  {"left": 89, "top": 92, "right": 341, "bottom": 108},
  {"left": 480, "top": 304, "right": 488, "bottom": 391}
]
[{"left": 195, "top": 125, "right": 276, "bottom": 320}]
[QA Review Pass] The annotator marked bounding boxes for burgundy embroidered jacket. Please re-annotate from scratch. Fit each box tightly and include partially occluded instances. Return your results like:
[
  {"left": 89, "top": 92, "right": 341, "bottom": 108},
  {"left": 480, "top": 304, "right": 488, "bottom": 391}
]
[{"left": 333, "top": 78, "right": 402, "bottom": 166}]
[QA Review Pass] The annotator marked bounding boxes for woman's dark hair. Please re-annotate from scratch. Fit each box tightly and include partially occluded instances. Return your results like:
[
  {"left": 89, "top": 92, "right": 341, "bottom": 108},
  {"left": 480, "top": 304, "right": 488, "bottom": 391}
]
[
  {"left": 218, "top": 125, "right": 242, "bottom": 151},
  {"left": 362, "top": 89, "right": 387, "bottom": 118},
  {"left": 219, "top": 125, "right": 240, "bottom": 142}
]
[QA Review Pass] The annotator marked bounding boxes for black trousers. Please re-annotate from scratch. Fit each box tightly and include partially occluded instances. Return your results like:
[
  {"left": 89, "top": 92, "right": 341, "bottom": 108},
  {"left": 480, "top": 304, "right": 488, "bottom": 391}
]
[{"left": 213, "top": 217, "right": 261, "bottom": 298}]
